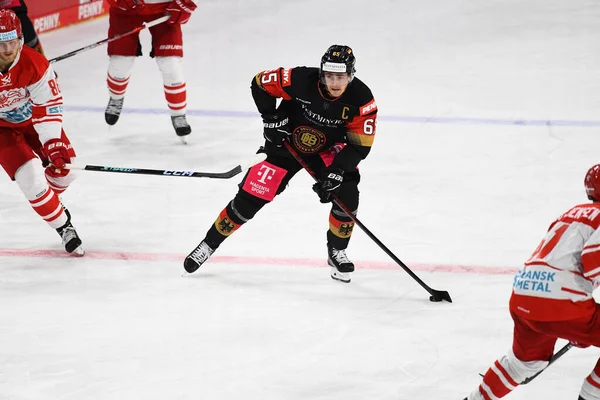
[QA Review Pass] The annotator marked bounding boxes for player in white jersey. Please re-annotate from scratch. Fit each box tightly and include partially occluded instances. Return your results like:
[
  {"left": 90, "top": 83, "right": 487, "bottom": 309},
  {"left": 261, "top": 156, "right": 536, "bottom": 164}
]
[
  {"left": 0, "top": 9, "right": 83, "bottom": 256},
  {"left": 104, "top": 0, "right": 197, "bottom": 142},
  {"left": 464, "top": 164, "right": 600, "bottom": 400}
]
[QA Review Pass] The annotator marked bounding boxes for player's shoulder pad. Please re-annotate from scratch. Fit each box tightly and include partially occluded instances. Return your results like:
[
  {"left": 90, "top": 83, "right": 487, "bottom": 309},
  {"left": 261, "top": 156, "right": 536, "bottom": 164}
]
[
  {"left": 285, "top": 66, "right": 319, "bottom": 84},
  {"left": 268, "top": 66, "right": 318, "bottom": 90},
  {"left": 348, "top": 77, "right": 377, "bottom": 116},
  {"left": 293, "top": 66, "right": 319, "bottom": 75},
  {"left": 20, "top": 46, "right": 51, "bottom": 79}
]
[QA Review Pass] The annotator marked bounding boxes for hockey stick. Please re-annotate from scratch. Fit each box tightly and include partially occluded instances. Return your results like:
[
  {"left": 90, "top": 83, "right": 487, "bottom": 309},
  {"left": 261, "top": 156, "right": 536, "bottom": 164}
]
[
  {"left": 283, "top": 141, "right": 452, "bottom": 303},
  {"left": 521, "top": 342, "right": 573, "bottom": 384},
  {"left": 477, "top": 342, "right": 573, "bottom": 384},
  {"left": 48, "top": 15, "right": 170, "bottom": 64},
  {"left": 64, "top": 153, "right": 267, "bottom": 179}
]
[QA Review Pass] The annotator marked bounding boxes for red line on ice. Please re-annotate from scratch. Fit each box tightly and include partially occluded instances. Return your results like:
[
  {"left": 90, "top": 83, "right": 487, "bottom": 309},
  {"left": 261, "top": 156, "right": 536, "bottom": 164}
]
[{"left": 0, "top": 248, "right": 518, "bottom": 275}]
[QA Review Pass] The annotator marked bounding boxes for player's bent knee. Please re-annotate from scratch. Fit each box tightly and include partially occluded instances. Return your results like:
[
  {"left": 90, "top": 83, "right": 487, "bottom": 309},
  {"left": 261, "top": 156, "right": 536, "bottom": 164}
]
[
  {"left": 231, "top": 190, "right": 268, "bottom": 221},
  {"left": 14, "top": 159, "right": 47, "bottom": 199},
  {"left": 108, "top": 55, "right": 136, "bottom": 79},
  {"left": 156, "top": 56, "right": 183, "bottom": 76},
  {"left": 503, "top": 349, "right": 549, "bottom": 383}
]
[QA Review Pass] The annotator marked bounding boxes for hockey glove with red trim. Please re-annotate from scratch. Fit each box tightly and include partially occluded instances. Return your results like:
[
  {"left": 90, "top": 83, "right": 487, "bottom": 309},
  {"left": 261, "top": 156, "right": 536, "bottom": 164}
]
[
  {"left": 262, "top": 114, "right": 290, "bottom": 147},
  {"left": 167, "top": 0, "right": 197, "bottom": 24},
  {"left": 313, "top": 167, "right": 344, "bottom": 203},
  {"left": 43, "top": 139, "right": 71, "bottom": 176}
]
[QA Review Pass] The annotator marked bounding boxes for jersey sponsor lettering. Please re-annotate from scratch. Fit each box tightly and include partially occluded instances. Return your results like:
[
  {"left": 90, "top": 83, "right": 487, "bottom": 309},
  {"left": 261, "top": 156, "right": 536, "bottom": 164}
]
[
  {"left": 300, "top": 103, "right": 344, "bottom": 127},
  {"left": 0, "top": 101, "right": 32, "bottom": 124},
  {"left": 282, "top": 68, "right": 292, "bottom": 87},
  {"left": 359, "top": 98, "right": 377, "bottom": 115},
  {"left": 46, "top": 105, "right": 63, "bottom": 115},
  {"left": 513, "top": 269, "right": 555, "bottom": 293}
]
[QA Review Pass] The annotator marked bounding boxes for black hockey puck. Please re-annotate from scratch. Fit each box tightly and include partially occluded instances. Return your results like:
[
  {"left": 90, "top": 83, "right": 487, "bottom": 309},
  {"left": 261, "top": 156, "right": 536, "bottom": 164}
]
[{"left": 430, "top": 295, "right": 442, "bottom": 302}]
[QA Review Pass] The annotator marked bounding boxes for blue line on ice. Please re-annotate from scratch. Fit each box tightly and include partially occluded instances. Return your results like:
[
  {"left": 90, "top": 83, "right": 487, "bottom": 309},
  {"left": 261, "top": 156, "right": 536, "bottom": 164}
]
[{"left": 65, "top": 105, "right": 600, "bottom": 127}]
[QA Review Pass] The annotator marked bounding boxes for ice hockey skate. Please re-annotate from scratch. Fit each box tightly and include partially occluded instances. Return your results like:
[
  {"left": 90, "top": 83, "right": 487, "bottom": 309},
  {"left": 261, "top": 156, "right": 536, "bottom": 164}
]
[
  {"left": 56, "top": 210, "right": 84, "bottom": 257},
  {"left": 328, "top": 246, "right": 354, "bottom": 283},
  {"left": 105, "top": 97, "right": 124, "bottom": 125},
  {"left": 184, "top": 241, "right": 214, "bottom": 273},
  {"left": 171, "top": 114, "right": 191, "bottom": 143}
]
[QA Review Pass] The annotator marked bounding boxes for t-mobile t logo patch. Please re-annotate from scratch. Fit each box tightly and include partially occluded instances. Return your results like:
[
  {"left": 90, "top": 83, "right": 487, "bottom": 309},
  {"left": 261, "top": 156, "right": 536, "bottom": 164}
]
[{"left": 257, "top": 165, "right": 277, "bottom": 184}]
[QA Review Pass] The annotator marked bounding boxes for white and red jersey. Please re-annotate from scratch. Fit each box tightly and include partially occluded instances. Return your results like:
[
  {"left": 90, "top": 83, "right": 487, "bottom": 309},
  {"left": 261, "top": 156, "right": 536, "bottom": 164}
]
[
  {"left": 510, "top": 203, "right": 600, "bottom": 321},
  {"left": 0, "top": 45, "right": 63, "bottom": 145}
]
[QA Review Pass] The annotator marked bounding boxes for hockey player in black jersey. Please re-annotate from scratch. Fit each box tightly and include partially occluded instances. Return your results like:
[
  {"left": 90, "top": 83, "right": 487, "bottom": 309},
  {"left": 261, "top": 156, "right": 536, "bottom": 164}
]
[{"left": 184, "top": 44, "right": 378, "bottom": 283}]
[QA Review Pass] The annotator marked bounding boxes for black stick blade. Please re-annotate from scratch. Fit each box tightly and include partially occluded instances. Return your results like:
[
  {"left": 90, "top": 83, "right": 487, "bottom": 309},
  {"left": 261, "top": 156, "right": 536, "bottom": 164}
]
[{"left": 429, "top": 290, "right": 452, "bottom": 303}]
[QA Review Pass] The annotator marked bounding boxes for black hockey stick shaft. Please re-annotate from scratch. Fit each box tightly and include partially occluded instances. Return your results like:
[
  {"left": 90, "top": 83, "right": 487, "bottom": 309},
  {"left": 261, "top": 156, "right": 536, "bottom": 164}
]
[
  {"left": 477, "top": 342, "right": 574, "bottom": 383},
  {"left": 283, "top": 141, "right": 452, "bottom": 302},
  {"left": 49, "top": 15, "right": 170, "bottom": 64},
  {"left": 64, "top": 153, "right": 267, "bottom": 180},
  {"left": 521, "top": 342, "right": 573, "bottom": 384}
]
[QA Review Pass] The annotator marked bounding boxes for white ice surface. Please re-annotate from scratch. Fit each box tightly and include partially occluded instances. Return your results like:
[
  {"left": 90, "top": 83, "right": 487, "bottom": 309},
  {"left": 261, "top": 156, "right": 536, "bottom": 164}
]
[{"left": 2, "top": 1, "right": 600, "bottom": 399}]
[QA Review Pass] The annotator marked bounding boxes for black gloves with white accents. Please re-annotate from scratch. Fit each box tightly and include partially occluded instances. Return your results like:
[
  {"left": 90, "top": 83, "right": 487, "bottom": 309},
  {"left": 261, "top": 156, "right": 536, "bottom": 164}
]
[
  {"left": 262, "top": 114, "right": 290, "bottom": 147},
  {"left": 313, "top": 167, "right": 344, "bottom": 203}
]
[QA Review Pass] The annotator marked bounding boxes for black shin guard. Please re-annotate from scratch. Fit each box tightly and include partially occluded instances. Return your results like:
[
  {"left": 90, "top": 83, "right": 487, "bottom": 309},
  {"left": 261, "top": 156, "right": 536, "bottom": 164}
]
[{"left": 204, "top": 191, "right": 268, "bottom": 249}]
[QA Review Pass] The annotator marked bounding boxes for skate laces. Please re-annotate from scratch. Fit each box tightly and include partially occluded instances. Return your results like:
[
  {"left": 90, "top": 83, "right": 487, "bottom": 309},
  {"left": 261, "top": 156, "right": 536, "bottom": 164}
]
[
  {"left": 189, "top": 242, "right": 213, "bottom": 263},
  {"left": 106, "top": 98, "right": 123, "bottom": 115},
  {"left": 172, "top": 115, "right": 189, "bottom": 128},
  {"left": 331, "top": 248, "right": 350, "bottom": 264},
  {"left": 60, "top": 225, "right": 78, "bottom": 245}
]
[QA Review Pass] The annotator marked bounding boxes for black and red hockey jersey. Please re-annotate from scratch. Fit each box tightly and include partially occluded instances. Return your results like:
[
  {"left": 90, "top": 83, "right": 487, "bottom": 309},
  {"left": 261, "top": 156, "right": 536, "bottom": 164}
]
[{"left": 251, "top": 66, "right": 377, "bottom": 171}]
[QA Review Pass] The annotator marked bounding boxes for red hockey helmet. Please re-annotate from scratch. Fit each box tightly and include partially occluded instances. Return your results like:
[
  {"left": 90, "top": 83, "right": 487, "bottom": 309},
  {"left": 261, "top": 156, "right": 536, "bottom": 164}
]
[
  {"left": 584, "top": 164, "right": 600, "bottom": 201},
  {"left": 0, "top": 9, "right": 22, "bottom": 42}
]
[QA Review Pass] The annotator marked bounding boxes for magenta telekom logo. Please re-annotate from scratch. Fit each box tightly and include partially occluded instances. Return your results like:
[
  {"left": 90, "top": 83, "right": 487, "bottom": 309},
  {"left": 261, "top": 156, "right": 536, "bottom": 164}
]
[{"left": 256, "top": 164, "right": 277, "bottom": 184}]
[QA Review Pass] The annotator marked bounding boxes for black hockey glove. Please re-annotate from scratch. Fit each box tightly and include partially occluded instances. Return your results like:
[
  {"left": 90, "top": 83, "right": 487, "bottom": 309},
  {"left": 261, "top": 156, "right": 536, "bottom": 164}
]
[
  {"left": 313, "top": 167, "right": 344, "bottom": 203},
  {"left": 262, "top": 114, "right": 290, "bottom": 147}
]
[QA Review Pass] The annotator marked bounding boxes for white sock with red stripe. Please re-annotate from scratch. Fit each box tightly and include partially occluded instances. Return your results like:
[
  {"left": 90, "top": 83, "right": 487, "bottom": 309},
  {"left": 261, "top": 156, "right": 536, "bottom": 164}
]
[
  {"left": 156, "top": 56, "right": 186, "bottom": 116},
  {"left": 580, "top": 359, "right": 600, "bottom": 400},
  {"left": 107, "top": 56, "right": 135, "bottom": 99},
  {"left": 15, "top": 159, "right": 67, "bottom": 229},
  {"left": 468, "top": 350, "right": 548, "bottom": 400}
]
